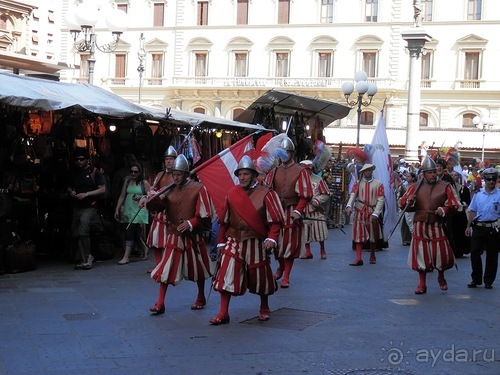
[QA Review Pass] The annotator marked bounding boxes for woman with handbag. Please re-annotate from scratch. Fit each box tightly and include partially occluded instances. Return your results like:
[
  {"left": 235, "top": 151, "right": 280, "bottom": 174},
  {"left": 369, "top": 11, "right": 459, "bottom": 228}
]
[{"left": 114, "top": 163, "right": 150, "bottom": 265}]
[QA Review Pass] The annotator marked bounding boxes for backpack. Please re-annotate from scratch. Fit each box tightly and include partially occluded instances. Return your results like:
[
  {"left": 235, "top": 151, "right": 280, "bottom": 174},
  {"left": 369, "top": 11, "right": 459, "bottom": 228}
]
[{"left": 89, "top": 167, "right": 110, "bottom": 200}]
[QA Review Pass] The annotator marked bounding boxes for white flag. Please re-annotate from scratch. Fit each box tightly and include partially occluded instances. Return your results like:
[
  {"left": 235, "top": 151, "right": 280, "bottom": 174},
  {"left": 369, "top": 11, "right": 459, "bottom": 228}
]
[{"left": 368, "top": 114, "right": 397, "bottom": 242}]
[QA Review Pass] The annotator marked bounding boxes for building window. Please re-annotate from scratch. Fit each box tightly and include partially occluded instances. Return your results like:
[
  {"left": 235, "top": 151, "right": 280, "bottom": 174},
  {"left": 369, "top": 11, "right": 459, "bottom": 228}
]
[
  {"left": 423, "top": 0, "right": 432, "bottom": 21},
  {"left": 318, "top": 52, "right": 332, "bottom": 77},
  {"left": 234, "top": 52, "right": 248, "bottom": 77},
  {"left": 462, "top": 113, "right": 477, "bottom": 128},
  {"left": 419, "top": 112, "right": 429, "bottom": 127},
  {"left": 237, "top": 0, "right": 248, "bottom": 25},
  {"left": 467, "top": 0, "right": 482, "bottom": 20},
  {"left": 421, "top": 52, "right": 432, "bottom": 87},
  {"left": 233, "top": 108, "right": 244, "bottom": 120},
  {"left": 421, "top": 53, "right": 431, "bottom": 80},
  {"left": 464, "top": 51, "right": 480, "bottom": 81},
  {"left": 0, "top": 15, "right": 7, "bottom": 30},
  {"left": 320, "top": 0, "right": 334, "bottom": 23},
  {"left": 365, "top": 0, "right": 378, "bottom": 22},
  {"left": 48, "top": 33, "right": 53, "bottom": 47},
  {"left": 32, "top": 31, "right": 39, "bottom": 45},
  {"left": 362, "top": 52, "right": 377, "bottom": 77},
  {"left": 275, "top": 52, "right": 289, "bottom": 77},
  {"left": 114, "top": 53, "right": 126, "bottom": 85},
  {"left": 153, "top": 3, "right": 165, "bottom": 27},
  {"left": 151, "top": 53, "right": 163, "bottom": 85},
  {"left": 198, "top": 1, "right": 209, "bottom": 25},
  {"left": 117, "top": 4, "right": 128, "bottom": 13},
  {"left": 194, "top": 107, "right": 206, "bottom": 114},
  {"left": 360, "top": 111, "right": 374, "bottom": 125},
  {"left": 48, "top": 10, "right": 55, "bottom": 23},
  {"left": 195, "top": 52, "right": 208, "bottom": 77},
  {"left": 80, "top": 54, "right": 89, "bottom": 81},
  {"left": 278, "top": 0, "right": 290, "bottom": 24}
]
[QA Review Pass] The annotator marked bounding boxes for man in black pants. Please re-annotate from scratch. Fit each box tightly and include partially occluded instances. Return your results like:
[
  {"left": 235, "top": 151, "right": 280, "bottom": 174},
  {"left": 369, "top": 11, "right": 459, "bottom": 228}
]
[{"left": 465, "top": 168, "right": 500, "bottom": 289}]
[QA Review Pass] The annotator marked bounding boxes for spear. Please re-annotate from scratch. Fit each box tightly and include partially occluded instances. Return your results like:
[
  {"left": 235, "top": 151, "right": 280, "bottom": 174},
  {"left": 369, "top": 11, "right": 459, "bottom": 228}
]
[{"left": 387, "top": 176, "right": 424, "bottom": 241}]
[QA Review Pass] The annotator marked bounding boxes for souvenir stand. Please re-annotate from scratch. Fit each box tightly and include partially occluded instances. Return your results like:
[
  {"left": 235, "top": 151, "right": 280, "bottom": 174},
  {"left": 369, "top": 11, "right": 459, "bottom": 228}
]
[{"left": 0, "top": 73, "right": 266, "bottom": 273}]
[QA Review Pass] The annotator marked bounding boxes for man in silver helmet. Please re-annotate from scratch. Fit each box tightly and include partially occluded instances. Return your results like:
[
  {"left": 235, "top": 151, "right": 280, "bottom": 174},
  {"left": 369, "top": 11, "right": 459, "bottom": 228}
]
[
  {"left": 264, "top": 136, "right": 313, "bottom": 288},
  {"left": 149, "top": 154, "right": 214, "bottom": 315},
  {"left": 141, "top": 145, "right": 177, "bottom": 269},
  {"left": 399, "top": 156, "right": 462, "bottom": 294},
  {"left": 210, "top": 155, "right": 284, "bottom": 325},
  {"left": 465, "top": 167, "right": 500, "bottom": 289}
]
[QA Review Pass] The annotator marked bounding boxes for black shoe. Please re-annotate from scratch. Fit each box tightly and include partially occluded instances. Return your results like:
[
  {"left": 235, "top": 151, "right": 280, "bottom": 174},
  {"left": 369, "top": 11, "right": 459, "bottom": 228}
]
[
  {"left": 467, "top": 282, "right": 480, "bottom": 288},
  {"left": 485, "top": 284, "right": 493, "bottom": 289}
]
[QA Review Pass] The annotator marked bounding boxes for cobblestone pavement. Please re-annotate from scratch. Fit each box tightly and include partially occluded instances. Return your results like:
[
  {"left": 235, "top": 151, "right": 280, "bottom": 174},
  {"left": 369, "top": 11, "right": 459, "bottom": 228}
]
[{"left": 0, "top": 226, "right": 498, "bottom": 375}]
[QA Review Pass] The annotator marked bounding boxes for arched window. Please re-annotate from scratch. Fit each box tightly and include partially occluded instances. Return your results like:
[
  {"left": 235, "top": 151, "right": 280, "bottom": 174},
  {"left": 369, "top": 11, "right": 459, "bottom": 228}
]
[
  {"left": 194, "top": 107, "right": 206, "bottom": 114},
  {"left": 360, "top": 111, "right": 374, "bottom": 125},
  {"left": 462, "top": 113, "right": 477, "bottom": 128},
  {"left": 419, "top": 112, "right": 429, "bottom": 127},
  {"left": 232, "top": 108, "right": 244, "bottom": 120},
  {"left": 0, "top": 15, "right": 8, "bottom": 30}
]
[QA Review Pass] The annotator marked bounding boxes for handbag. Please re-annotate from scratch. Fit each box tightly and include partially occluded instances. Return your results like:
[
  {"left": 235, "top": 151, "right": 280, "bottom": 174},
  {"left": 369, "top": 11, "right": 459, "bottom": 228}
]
[{"left": 5, "top": 235, "right": 37, "bottom": 274}]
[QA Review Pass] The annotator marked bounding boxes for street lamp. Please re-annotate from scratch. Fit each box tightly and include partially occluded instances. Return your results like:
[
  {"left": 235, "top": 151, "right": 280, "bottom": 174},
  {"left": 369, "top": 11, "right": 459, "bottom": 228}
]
[
  {"left": 65, "top": 1, "right": 128, "bottom": 85},
  {"left": 341, "top": 71, "right": 378, "bottom": 148},
  {"left": 137, "top": 33, "right": 146, "bottom": 103},
  {"left": 473, "top": 115, "right": 493, "bottom": 162}
]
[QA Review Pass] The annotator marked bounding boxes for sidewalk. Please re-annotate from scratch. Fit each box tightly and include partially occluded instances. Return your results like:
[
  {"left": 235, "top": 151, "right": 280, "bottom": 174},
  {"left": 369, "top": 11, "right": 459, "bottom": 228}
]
[{"left": 0, "top": 225, "right": 498, "bottom": 375}]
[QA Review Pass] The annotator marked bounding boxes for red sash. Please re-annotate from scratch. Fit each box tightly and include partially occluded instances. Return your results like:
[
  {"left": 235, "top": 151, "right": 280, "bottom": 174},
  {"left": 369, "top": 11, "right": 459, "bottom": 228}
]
[{"left": 228, "top": 185, "right": 268, "bottom": 239}]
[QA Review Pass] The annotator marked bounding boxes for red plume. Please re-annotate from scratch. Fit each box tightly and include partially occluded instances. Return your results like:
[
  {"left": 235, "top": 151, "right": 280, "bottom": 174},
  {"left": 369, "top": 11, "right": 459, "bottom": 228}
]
[{"left": 345, "top": 148, "right": 368, "bottom": 163}]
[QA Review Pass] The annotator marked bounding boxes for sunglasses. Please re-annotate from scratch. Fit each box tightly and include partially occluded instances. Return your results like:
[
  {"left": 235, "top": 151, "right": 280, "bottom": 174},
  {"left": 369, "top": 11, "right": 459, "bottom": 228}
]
[
  {"left": 75, "top": 157, "right": 87, "bottom": 161},
  {"left": 130, "top": 170, "right": 140, "bottom": 174},
  {"left": 484, "top": 177, "right": 496, "bottom": 181}
]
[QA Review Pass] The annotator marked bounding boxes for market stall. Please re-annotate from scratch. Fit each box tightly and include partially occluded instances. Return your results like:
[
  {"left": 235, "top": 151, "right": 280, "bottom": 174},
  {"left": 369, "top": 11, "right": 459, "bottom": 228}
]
[{"left": 0, "top": 73, "right": 266, "bottom": 270}]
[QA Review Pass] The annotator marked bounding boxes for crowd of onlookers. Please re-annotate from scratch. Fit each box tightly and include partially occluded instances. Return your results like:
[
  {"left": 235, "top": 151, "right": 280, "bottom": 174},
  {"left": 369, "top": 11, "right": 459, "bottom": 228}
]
[{"left": 394, "top": 157, "right": 500, "bottom": 201}]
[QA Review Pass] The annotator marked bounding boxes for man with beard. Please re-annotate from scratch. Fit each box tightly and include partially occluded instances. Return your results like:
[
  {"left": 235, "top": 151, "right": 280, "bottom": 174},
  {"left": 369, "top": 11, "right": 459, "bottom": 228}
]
[
  {"left": 210, "top": 156, "right": 284, "bottom": 325},
  {"left": 399, "top": 156, "right": 461, "bottom": 294}
]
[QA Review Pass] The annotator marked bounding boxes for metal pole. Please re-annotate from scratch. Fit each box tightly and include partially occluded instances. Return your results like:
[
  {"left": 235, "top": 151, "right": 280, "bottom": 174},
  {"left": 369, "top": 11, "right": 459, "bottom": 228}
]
[
  {"left": 481, "top": 129, "right": 485, "bottom": 162},
  {"left": 87, "top": 33, "right": 96, "bottom": 85},
  {"left": 356, "top": 94, "right": 362, "bottom": 148},
  {"left": 137, "top": 33, "right": 146, "bottom": 104}
]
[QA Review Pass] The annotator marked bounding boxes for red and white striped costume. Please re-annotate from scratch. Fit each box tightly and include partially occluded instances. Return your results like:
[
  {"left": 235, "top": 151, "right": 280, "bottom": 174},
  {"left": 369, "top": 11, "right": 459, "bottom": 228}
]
[
  {"left": 347, "top": 177, "right": 385, "bottom": 243},
  {"left": 146, "top": 171, "right": 173, "bottom": 249},
  {"left": 400, "top": 180, "right": 461, "bottom": 272},
  {"left": 303, "top": 174, "right": 330, "bottom": 243},
  {"left": 213, "top": 183, "right": 284, "bottom": 296},
  {"left": 151, "top": 179, "right": 213, "bottom": 285},
  {"left": 264, "top": 163, "right": 312, "bottom": 258}
]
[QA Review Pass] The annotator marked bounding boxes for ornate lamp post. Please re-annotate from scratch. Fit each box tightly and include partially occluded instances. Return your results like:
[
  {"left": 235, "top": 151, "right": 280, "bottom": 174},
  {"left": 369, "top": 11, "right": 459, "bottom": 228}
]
[
  {"left": 473, "top": 115, "right": 493, "bottom": 162},
  {"left": 65, "top": 1, "right": 128, "bottom": 85},
  {"left": 137, "top": 33, "right": 146, "bottom": 103},
  {"left": 341, "top": 71, "right": 378, "bottom": 148}
]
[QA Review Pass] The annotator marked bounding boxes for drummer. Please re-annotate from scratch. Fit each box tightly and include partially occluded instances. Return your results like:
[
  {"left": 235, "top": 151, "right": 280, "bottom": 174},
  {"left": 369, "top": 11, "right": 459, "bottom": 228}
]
[{"left": 140, "top": 146, "right": 177, "bottom": 269}]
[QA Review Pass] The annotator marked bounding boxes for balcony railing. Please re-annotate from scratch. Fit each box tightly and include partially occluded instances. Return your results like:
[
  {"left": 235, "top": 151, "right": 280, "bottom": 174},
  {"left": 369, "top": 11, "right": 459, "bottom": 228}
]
[{"left": 457, "top": 79, "right": 481, "bottom": 89}]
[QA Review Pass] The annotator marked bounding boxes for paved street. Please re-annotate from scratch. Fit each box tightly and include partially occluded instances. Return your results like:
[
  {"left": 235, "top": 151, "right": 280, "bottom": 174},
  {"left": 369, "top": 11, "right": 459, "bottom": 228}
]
[{"left": 0, "top": 225, "right": 498, "bottom": 375}]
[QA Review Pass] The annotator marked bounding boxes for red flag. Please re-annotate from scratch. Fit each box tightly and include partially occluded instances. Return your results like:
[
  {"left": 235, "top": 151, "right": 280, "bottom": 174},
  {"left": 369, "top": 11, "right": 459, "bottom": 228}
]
[{"left": 194, "top": 135, "right": 254, "bottom": 219}]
